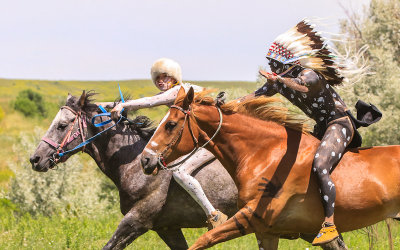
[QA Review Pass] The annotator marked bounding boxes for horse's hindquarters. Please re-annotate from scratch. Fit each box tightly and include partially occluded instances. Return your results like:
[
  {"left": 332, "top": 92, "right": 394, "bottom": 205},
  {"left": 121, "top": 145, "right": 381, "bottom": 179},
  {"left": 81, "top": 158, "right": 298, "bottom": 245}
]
[{"left": 277, "top": 146, "right": 400, "bottom": 233}]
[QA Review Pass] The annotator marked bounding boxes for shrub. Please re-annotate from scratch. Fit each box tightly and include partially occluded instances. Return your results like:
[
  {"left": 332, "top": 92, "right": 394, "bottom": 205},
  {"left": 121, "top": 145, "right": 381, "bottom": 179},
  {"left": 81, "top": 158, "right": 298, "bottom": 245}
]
[
  {"left": 13, "top": 89, "right": 47, "bottom": 117},
  {"left": 6, "top": 128, "right": 118, "bottom": 217}
]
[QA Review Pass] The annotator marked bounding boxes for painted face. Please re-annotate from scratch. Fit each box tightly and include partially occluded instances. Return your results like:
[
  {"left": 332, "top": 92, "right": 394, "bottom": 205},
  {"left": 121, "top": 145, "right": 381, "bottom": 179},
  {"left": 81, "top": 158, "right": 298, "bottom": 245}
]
[
  {"left": 268, "top": 59, "right": 292, "bottom": 75},
  {"left": 155, "top": 73, "right": 177, "bottom": 91}
]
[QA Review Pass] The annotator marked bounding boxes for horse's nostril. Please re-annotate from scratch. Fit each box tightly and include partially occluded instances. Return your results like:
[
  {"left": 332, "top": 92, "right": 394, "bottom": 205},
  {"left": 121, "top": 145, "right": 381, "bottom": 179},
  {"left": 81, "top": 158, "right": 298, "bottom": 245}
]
[
  {"left": 141, "top": 157, "right": 150, "bottom": 168},
  {"left": 30, "top": 155, "right": 40, "bottom": 164}
]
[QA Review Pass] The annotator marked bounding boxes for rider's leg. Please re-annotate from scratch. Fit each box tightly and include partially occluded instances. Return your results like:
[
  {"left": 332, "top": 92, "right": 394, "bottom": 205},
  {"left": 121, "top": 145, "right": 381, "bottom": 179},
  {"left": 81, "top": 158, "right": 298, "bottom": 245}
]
[
  {"left": 312, "top": 118, "right": 354, "bottom": 245},
  {"left": 171, "top": 148, "right": 228, "bottom": 228},
  {"left": 172, "top": 168, "right": 215, "bottom": 216}
]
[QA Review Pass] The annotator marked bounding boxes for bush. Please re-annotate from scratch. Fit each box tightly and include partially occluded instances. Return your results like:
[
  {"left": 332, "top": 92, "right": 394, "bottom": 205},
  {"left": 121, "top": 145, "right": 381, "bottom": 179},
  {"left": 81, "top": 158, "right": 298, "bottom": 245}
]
[
  {"left": 13, "top": 89, "right": 47, "bottom": 117},
  {"left": 5, "top": 128, "right": 118, "bottom": 217}
]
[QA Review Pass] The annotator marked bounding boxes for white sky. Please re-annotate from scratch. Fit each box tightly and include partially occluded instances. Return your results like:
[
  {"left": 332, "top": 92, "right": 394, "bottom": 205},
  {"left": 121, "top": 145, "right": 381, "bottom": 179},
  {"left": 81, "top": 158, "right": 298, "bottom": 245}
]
[{"left": 0, "top": 0, "right": 370, "bottom": 82}]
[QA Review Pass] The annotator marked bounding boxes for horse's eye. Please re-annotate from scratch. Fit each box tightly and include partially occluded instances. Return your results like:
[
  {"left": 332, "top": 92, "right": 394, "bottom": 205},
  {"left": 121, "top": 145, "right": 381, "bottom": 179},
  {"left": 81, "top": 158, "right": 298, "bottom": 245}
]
[
  {"left": 165, "top": 121, "right": 177, "bottom": 131},
  {"left": 57, "top": 123, "right": 68, "bottom": 130}
]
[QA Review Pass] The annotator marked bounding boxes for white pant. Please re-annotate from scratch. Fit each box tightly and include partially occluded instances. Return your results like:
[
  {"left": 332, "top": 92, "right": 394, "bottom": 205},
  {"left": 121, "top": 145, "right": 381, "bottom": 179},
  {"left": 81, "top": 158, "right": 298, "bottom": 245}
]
[{"left": 171, "top": 148, "right": 216, "bottom": 216}]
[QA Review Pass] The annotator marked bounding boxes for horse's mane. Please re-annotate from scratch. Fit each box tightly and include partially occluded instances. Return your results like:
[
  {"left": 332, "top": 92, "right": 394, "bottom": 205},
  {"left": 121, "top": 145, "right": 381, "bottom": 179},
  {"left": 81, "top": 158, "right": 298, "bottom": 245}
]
[
  {"left": 66, "top": 90, "right": 99, "bottom": 113},
  {"left": 177, "top": 90, "right": 311, "bottom": 133},
  {"left": 67, "top": 90, "right": 156, "bottom": 138}
]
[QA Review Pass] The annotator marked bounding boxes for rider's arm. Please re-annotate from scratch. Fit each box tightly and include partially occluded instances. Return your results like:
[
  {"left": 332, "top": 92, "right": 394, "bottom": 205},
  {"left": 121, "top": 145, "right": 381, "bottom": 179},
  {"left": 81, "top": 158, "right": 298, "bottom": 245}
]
[
  {"left": 275, "top": 69, "right": 319, "bottom": 93},
  {"left": 111, "top": 85, "right": 203, "bottom": 119},
  {"left": 240, "top": 69, "right": 318, "bottom": 102},
  {"left": 121, "top": 86, "right": 181, "bottom": 110},
  {"left": 236, "top": 79, "right": 279, "bottom": 103},
  {"left": 235, "top": 82, "right": 278, "bottom": 104},
  {"left": 121, "top": 83, "right": 204, "bottom": 110}
]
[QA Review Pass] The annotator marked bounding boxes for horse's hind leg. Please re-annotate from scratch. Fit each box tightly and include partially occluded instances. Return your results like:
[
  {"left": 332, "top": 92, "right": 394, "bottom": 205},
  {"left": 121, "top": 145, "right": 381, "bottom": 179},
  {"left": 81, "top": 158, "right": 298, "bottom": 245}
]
[
  {"left": 301, "top": 233, "right": 347, "bottom": 250},
  {"left": 255, "top": 232, "right": 279, "bottom": 250},
  {"left": 188, "top": 207, "right": 260, "bottom": 250},
  {"left": 155, "top": 228, "right": 188, "bottom": 250}
]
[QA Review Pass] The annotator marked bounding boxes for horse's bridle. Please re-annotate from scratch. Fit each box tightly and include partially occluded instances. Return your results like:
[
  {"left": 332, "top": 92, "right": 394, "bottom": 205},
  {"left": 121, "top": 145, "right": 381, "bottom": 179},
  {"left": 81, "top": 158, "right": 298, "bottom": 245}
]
[
  {"left": 157, "top": 104, "right": 223, "bottom": 170},
  {"left": 41, "top": 106, "right": 87, "bottom": 167}
]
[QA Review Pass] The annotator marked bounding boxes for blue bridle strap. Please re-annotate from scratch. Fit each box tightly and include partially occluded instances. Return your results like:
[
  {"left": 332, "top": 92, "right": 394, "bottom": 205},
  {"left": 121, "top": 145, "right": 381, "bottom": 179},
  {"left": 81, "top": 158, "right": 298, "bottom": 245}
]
[
  {"left": 58, "top": 84, "right": 126, "bottom": 158},
  {"left": 58, "top": 116, "right": 123, "bottom": 157},
  {"left": 91, "top": 84, "right": 125, "bottom": 127}
]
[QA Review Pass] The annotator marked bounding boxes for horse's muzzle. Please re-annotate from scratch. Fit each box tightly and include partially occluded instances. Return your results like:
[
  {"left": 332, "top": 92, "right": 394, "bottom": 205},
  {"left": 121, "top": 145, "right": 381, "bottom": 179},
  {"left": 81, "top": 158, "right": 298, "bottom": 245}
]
[
  {"left": 29, "top": 154, "right": 49, "bottom": 172},
  {"left": 140, "top": 153, "right": 159, "bottom": 175}
]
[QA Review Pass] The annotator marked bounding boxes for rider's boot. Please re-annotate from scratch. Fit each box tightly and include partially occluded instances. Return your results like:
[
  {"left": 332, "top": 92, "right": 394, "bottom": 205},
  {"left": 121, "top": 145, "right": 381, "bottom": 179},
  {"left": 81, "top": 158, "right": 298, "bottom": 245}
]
[
  {"left": 206, "top": 210, "right": 228, "bottom": 230},
  {"left": 312, "top": 222, "right": 339, "bottom": 246}
]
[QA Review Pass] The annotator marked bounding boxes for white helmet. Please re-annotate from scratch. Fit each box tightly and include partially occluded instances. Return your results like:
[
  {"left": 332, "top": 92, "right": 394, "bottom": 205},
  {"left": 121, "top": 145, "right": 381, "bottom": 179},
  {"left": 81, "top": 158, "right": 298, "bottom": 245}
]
[{"left": 150, "top": 58, "right": 182, "bottom": 85}]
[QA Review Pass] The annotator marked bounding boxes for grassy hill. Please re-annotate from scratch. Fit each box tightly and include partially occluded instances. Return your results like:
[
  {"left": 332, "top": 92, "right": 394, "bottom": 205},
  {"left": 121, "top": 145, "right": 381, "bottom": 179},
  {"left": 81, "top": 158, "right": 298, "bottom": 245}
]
[{"left": 0, "top": 78, "right": 257, "bottom": 188}]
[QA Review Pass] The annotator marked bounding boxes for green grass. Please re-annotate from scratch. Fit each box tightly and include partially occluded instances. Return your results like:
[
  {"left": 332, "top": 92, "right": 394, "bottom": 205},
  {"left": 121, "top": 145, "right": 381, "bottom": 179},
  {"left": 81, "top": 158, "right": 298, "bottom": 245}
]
[
  {"left": 1, "top": 198, "right": 399, "bottom": 249},
  {"left": 1, "top": 197, "right": 399, "bottom": 250}
]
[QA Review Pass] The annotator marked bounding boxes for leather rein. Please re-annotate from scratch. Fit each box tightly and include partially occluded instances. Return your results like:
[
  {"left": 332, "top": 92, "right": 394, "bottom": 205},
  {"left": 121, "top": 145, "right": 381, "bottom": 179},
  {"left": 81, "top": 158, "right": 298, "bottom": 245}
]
[
  {"left": 41, "top": 106, "right": 88, "bottom": 167},
  {"left": 157, "top": 104, "right": 223, "bottom": 170},
  {"left": 41, "top": 84, "right": 131, "bottom": 169}
]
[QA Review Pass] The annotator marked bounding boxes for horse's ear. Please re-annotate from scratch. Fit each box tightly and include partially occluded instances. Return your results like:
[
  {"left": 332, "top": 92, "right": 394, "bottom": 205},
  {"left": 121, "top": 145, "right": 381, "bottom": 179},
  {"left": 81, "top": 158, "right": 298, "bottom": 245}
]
[
  {"left": 78, "top": 90, "right": 86, "bottom": 108},
  {"left": 182, "top": 87, "right": 194, "bottom": 110},
  {"left": 66, "top": 93, "right": 73, "bottom": 105},
  {"left": 174, "top": 86, "right": 186, "bottom": 105},
  {"left": 67, "top": 93, "right": 73, "bottom": 101}
]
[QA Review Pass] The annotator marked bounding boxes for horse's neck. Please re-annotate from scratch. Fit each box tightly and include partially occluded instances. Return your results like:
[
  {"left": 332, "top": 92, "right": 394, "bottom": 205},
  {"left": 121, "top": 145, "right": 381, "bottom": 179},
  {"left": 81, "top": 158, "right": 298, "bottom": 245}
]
[
  {"left": 195, "top": 105, "right": 298, "bottom": 180},
  {"left": 85, "top": 120, "right": 147, "bottom": 188}
]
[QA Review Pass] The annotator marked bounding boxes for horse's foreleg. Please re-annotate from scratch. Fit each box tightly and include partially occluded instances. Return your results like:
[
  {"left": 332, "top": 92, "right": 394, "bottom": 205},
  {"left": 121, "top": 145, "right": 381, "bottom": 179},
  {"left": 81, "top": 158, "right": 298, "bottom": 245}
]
[
  {"left": 155, "top": 228, "right": 188, "bottom": 250},
  {"left": 255, "top": 232, "right": 279, "bottom": 250},
  {"left": 102, "top": 212, "right": 148, "bottom": 250},
  {"left": 188, "top": 207, "right": 260, "bottom": 250}
]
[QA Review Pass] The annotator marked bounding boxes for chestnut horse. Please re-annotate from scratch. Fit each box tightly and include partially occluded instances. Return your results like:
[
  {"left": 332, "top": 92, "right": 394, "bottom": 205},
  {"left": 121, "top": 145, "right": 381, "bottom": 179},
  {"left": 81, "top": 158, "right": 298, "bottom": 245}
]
[{"left": 141, "top": 87, "right": 400, "bottom": 250}]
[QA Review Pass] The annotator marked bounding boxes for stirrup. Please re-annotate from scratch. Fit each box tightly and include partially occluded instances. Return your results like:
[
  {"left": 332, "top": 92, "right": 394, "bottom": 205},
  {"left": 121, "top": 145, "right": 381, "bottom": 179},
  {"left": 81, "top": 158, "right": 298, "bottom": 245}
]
[
  {"left": 312, "top": 222, "right": 339, "bottom": 246},
  {"left": 206, "top": 210, "right": 228, "bottom": 230}
]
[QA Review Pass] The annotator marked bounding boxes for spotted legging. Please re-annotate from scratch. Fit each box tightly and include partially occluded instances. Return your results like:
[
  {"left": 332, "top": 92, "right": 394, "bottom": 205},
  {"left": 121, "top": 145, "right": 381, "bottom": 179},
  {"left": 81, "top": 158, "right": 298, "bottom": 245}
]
[{"left": 313, "top": 117, "right": 354, "bottom": 218}]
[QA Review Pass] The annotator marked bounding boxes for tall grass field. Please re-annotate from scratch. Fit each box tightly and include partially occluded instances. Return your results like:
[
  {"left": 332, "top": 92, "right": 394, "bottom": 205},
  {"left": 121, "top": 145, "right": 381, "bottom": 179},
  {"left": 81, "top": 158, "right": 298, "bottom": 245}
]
[{"left": 0, "top": 79, "right": 399, "bottom": 249}]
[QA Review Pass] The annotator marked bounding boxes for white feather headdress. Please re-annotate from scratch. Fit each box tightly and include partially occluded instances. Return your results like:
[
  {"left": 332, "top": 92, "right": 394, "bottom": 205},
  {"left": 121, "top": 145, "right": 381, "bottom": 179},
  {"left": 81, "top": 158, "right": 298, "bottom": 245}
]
[{"left": 266, "top": 19, "right": 351, "bottom": 86}]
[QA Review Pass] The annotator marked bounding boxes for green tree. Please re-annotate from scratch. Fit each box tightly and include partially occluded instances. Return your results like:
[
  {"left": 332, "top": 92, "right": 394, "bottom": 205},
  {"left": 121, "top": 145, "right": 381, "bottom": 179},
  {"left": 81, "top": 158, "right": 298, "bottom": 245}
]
[
  {"left": 338, "top": 0, "right": 400, "bottom": 146},
  {"left": 13, "top": 89, "right": 47, "bottom": 117}
]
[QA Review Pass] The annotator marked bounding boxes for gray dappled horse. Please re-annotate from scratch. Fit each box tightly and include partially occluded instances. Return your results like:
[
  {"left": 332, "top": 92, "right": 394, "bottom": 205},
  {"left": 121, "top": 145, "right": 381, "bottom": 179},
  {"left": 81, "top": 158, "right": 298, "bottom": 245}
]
[{"left": 29, "top": 91, "right": 238, "bottom": 249}]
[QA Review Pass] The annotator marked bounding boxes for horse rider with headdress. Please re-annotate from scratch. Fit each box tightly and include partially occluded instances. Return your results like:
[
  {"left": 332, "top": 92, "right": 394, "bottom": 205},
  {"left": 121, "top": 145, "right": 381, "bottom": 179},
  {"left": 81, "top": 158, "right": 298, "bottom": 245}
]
[
  {"left": 109, "top": 58, "right": 228, "bottom": 228},
  {"left": 243, "top": 19, "right": 382, "bottom": 245}
]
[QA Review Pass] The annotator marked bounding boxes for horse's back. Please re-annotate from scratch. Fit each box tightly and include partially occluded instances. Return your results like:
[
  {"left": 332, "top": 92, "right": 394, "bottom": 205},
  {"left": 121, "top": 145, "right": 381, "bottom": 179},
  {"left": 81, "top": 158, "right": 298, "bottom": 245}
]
[{"left": 336, "top": 145, "right": 400, "bottom": 175}]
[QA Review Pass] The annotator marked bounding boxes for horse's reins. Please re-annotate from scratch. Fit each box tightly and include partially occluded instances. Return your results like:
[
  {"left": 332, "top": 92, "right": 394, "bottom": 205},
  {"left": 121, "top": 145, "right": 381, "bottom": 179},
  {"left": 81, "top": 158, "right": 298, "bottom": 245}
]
[
  {"left": 157, "top": 104, "right": 223, "bottom": 170},
  {"left": 41, "top": 106, "right": 88, "bottom": 166},
  {"left": 41, "top": 84, "right": 132, "bottom": 168}
]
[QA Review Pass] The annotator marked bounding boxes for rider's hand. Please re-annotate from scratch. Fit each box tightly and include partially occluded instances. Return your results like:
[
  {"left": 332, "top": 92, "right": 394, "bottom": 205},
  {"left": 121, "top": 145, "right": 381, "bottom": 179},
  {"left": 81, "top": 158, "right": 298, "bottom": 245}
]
[
  {"left": 259, "top": 70, "right": 278, "bottom": 83},
  {"left": 111, "top": 103, "right": 124, "bottom": 120}
]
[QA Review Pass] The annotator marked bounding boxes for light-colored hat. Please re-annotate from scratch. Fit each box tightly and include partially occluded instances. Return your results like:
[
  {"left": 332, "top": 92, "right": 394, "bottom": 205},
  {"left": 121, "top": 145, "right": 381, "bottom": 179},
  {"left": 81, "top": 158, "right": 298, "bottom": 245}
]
[{"left": 150, "top": 58, "right": 182, "bottom": 85}]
